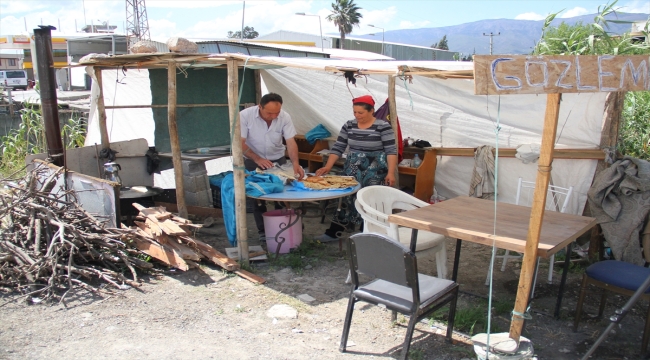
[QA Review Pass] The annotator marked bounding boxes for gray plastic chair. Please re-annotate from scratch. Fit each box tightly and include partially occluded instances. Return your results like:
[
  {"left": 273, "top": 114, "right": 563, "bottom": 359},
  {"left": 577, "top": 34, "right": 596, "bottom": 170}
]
[{"left": 340, "top": 233, "right": 459, "bottom": 359}]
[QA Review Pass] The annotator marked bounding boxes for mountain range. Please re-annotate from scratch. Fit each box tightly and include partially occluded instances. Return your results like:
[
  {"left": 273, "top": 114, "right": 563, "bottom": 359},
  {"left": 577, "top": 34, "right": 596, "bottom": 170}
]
[{"left": 354, "top": 12, "right": 648, "bottom": 55}]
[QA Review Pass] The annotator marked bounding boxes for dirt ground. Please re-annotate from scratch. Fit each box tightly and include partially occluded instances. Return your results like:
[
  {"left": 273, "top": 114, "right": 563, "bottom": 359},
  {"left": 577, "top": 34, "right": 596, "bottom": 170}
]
[{"left": 1, "top": 203, "right": 649, "bottom": 360}]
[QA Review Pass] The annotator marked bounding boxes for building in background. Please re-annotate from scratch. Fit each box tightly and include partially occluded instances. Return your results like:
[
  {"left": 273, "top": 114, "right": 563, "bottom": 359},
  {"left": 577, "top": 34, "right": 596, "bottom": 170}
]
[
  {"left": 0, "top": 54, "right": 22, "bottom": 70},
  {"left": 256, "top": 30, "right": 458, "bottom": 61}
]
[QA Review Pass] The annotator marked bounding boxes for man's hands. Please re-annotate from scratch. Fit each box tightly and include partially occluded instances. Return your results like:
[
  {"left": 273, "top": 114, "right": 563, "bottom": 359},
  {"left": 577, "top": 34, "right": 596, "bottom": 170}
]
[
  {"left": 293, "top": 163, "right": 305, "bottom": 179},
  {"left": 254, "top": 158, "right": 274, "bottom": 170}
]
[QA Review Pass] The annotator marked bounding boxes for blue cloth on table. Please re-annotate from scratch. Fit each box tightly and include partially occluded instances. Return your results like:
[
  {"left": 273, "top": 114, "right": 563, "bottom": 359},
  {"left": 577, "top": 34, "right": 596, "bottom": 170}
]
[
  {"left": 221, "top": 171, "right": 284, "bottom": 246},
  {"left": 209, "top": 171, "right": 231, "bottom": 187},
  {"left": 305, "top": 124, "right": 331, "bottom": 145}
]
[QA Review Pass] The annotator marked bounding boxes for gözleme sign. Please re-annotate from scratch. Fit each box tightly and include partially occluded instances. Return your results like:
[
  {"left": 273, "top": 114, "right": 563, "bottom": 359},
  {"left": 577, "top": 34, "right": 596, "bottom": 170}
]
[{"left": 474, "top": 55, "right": 649, "bottom": 95}]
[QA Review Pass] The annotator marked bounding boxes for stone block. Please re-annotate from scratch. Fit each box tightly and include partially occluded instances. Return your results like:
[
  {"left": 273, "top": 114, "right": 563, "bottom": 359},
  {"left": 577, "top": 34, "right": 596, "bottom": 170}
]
[
  {"left": 184, "top": 189, "right": 212, "bottom": 207},
  {"left": 181, "top": 160, "right": 207, "bottom": 175},
  {"left": 182, "top": 174, "right": 210, "bottom": 193},
  {"left": 167, "top": 37, "right": 198, "bottom": 53}
]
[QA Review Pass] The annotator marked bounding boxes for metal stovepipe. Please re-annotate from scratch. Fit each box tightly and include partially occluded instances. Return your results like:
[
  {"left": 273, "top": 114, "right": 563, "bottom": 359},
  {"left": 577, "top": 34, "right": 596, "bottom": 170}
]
[{"left": 33, "top": 25, "right": 64, "bottom": 166}]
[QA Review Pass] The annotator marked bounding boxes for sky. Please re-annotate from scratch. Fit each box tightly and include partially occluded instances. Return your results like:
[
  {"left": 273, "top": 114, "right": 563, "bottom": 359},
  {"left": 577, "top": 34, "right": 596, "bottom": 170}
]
[{"left": 0, "top": 0, "right": 648, "bottom": 43}]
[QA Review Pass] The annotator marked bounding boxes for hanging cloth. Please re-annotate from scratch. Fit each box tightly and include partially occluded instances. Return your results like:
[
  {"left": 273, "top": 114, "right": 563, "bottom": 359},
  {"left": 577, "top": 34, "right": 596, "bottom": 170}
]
[
  {"left": 374, "top": 98, "right": 404, "bottom": 162},
  {"left": 469, "top": 145, "right": 496, "bottom": 200}
]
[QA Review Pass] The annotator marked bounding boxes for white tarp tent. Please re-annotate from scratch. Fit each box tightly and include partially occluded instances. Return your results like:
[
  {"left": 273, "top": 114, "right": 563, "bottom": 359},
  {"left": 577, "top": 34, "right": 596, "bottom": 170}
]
[{"left": 84, "top": 54, "right": 607, "bottom": 214}]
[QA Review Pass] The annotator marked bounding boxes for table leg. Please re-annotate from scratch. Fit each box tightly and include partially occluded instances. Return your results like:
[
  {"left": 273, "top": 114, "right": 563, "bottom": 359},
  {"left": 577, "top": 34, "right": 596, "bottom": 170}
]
[
  {"left": 554, "top": 242, "right": 574, "bottom": 319},
  {"left": 409, "top": 229, "right": 419, "bottom": 253},
  {"left": 452, "top": 239, "right": 462, "bottom": 282},
  {"left": 320, "top": 199, "right": 329, "bottom": 224},
  {"left": 271, "top": 209, "right": 302, "bottom": 259}
]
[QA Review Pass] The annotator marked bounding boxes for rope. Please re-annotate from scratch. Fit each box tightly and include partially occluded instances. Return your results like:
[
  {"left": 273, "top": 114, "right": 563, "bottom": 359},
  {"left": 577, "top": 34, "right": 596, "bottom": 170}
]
[
  {"left": 399, "top": 70, "right": 415, "bottom": 110},
  {"left": 229, "top": 57, "right": 251, "bottom": 171},
  {"left": 485, "top": 95, "right": 502, "bottom": 357}
]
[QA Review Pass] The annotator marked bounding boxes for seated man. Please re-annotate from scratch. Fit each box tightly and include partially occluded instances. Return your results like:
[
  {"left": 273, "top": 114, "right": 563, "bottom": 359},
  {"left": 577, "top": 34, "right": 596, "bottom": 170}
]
[{"left": 240, "top": 93, "right": 304, "bottom": 242}]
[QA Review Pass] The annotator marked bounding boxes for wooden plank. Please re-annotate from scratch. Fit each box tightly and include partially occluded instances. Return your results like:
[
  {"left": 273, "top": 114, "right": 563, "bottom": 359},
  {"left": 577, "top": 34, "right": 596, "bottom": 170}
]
[
  {"left": 179, "top": 236, "right": 240, "bottom": 271},
  {"left": 433, "top": 147, "right": 605, "bottom": 160},
  {"left": 155, "top": 212, "right": 174, "bottom": 221},
  {"left": 131, "top": 233, "right": 189, "bottom": 271},
  {"left": 235, "top": 269, "right": 266, "bottom": 284},
  {"left": 167, "top": 61, "right": 188, "bottom": 219},
  {"left": 163, "top": 237, "right": 201, "bottom": 261},
  {"left": 94, "top": 67, "right": 110, "bottom": 149},
  {"left": 388, "top": 75, "right": 400, "bottom": 188},
  {"left": 227, "top": 58, "right": 249, "bottom": 264},
  {"left": 474, "top": 54, "right": 650, "bottom": 95},
  {"left": 510, "top": 93, "right": 562, "bottom": 343},
  {"left": 154, "top": 202, "right": 223, "bottom": 218},
  {"left": 158, "top": 219, "right": 189, "bottom": 236}
]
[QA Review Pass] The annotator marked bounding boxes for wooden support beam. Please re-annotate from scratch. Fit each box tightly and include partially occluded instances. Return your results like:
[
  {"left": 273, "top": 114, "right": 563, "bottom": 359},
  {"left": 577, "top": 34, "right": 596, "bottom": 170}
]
[
  {"left": 167, "top": 61, "right": 188, "bottom": 219},
  {"left": 509, "top": 93, "right": 562, "bottom": 342},
  {"left": 154, "top": 202, "right": 223, "bottom": 218},
  {"left": 94, "top": 67, "right": 110, "bottom": 149},
  {"left": 434, "top": 147, "right": 605, "bottom": 160},
  {"left": 227, "top": 58, "right": 249, "bottom": 264},
  {"left": 388, "top": 75, "right": 400, "bottom": 188},
  {"left": 254, "top": 69, "right": 262, "bottom": 104},
  {"left": 587, "top": 91, "right": 626, "bottom": 259}
]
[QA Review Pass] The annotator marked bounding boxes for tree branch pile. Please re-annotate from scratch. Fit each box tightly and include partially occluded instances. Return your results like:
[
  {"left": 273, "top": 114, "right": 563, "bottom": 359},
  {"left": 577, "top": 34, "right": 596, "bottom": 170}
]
[
  {"left": 0, "top": 165, "right": 152, "bottom": 305},
  {"left": 0, "top": 165, "right": 265, "bottom": 305}
]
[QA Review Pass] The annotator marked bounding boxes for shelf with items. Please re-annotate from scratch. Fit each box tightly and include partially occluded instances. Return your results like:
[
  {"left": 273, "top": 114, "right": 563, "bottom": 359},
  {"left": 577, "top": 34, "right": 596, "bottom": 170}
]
[
  {"left": 292, "top": 135, "right": 330, "bottom": 173},
  {"left": 398, "top": 147, "right": 437, "bottom": 202}
]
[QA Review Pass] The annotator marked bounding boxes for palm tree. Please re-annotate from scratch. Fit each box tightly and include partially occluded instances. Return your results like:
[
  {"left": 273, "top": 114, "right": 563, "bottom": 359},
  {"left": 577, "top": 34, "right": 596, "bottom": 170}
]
[{"left": 326, "top": 0, "right": 363, "bottom": 49}]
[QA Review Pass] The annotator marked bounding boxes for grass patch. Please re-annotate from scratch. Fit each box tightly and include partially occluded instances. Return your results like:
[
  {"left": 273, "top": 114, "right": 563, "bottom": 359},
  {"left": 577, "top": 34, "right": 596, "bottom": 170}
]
[
  {"left": 429, "top": 299, "right": 508, "bottom": 335},
  {"left": 269, "top": 236, "right": 334, "bottom": 270},
  {"left": 408, "top": 348, "right": 424, "bottom": 360}
]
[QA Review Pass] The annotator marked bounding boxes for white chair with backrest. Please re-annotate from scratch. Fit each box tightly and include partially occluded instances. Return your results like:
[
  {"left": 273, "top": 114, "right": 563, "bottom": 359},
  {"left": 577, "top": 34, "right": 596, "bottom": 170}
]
[
  {"left": 486, "top": 177, "right": 573, "bottom": 293},
  {"left": 354, "top": 185, "right": 448, "bottom": 279}
]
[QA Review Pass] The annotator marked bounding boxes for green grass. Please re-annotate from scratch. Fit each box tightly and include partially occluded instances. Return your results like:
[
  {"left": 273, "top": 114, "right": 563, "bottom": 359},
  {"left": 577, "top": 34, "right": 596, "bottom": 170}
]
[
  {"left": 429, "top": 298, "right": 509, "bottom": 335},
  {"left": 269, "top": 236, "right": 334, "bottom": 270}
]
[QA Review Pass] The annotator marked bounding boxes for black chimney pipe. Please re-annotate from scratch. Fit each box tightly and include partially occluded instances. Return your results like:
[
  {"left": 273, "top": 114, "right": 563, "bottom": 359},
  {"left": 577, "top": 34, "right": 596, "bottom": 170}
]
[{"left": 33, "top": 25, "right": 64, "bottom": 166}]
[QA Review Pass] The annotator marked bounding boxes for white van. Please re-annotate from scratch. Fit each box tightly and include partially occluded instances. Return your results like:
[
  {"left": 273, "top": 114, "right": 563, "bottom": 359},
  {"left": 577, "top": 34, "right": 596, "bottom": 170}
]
[{"left": 0, "top": 70, "right": 28, "bottom": 90}]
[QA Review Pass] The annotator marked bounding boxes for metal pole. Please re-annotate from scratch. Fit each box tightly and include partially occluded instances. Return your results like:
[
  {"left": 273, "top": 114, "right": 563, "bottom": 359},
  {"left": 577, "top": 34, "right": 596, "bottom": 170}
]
[
  {"left": 381, "top": 29, "right": 384, "bottom": 56},
  {"left": 483, "top": 32, "right": 500, "bottom": 55},
  {"left": 241, "top": 1, "right": 245, "bottom": 41},
  {"left": 33, "top": 25, "right": 64, "bottom": 166},
  {"left": 318, "top": 16, "right": 323, "bottom": 52}
]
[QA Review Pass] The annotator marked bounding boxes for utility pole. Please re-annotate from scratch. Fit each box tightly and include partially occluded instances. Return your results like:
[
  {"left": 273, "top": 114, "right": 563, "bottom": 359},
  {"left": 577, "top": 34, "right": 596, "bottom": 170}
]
[
  {"left": 126, "top": 0, "right": 151, "bottom": 50},
  {"left": 483, "top": 32, "right": 500, "bottom": 55}
]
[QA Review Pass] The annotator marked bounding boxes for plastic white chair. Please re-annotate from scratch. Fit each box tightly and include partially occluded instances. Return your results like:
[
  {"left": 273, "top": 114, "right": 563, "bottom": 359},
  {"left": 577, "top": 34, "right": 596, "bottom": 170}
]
[
  {"left": 486, "top": 178, "right": 573, "bottom": 293},
  {"left": 354, "top": 185, "right": 448, "bottom": 279}
]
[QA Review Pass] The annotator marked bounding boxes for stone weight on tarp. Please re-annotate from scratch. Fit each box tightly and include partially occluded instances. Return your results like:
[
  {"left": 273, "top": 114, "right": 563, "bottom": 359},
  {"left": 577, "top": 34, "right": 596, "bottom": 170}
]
[
  {"left": 130, "top": 41, "right": 157, "bottom": 54},
  {"left": 167, "top": 37, "right": 198, "bottom": 53}
]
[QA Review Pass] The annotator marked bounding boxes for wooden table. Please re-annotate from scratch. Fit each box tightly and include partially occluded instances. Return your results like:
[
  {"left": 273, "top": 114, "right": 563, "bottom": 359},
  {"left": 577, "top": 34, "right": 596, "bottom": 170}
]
[{"left": 388, "top": 196, "right": 597, "bottom": 317}]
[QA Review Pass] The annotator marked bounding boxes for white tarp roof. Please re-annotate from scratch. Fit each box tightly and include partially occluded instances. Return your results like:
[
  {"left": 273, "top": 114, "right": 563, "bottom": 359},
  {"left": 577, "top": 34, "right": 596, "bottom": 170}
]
[{"left": 84, "top": 53, "right": 606, "bottom": 213}]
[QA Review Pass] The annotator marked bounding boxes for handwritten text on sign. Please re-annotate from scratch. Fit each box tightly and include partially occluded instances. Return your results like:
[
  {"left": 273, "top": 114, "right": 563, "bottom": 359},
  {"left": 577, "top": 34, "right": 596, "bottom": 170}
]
[{"left": 474, "top": 55, "right": 649, "bottom": 95}]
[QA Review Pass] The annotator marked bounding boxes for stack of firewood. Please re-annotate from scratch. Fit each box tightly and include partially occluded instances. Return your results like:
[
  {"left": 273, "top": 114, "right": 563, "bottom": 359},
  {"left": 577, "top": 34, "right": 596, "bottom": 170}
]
[
  {"left": 0, "top": 165, "right": 263, "bottom": 305},
  {"left": 129, "top": 203, "right": 264, "bottom": 284},
  {"left": 0, "top": 165, "right": 152, "bottom": 304}
]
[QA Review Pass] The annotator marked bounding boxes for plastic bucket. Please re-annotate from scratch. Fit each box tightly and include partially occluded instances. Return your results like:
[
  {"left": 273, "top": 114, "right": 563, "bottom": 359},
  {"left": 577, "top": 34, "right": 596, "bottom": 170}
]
[{"left": 263, "top": 209, "right": 303, "bottom": 254}]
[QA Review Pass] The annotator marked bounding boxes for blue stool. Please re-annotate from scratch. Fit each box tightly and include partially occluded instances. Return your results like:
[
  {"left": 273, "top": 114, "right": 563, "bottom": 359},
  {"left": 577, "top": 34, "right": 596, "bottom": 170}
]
[{"left": 573, "top": 260, "right": 650, "bottom": 352}]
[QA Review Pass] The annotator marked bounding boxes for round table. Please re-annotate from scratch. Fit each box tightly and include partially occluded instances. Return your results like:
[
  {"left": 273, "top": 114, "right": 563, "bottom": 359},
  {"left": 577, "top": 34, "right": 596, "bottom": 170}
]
[{"left": 248, "top": 184, "right": 361, "bottom": 253}]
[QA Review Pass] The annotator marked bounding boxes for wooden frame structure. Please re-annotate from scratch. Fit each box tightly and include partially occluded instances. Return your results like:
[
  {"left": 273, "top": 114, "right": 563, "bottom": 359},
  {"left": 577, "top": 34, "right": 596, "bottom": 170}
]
[{"left": 80, "top": 52, "right": 645, "bottom": 350}]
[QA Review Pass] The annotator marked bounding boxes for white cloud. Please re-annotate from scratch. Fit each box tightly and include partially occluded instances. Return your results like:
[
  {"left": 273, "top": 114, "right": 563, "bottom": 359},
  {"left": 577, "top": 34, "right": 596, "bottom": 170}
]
[
  {"left": 618, "top": 0, "right": 650, "bottom": 13},
  {"left": 515, "top": 12, "right": 546, "bottom": 21},
  {"left": 148, "top": 18, "right": 177, "bottom": 42},
  {"left": 146, "top": 1, "right": 241, "bottom": 9},
  {"left": 398, "top": 20, "right": 431, "bottom": 29},
  {"left": 559, "top": 7, "right": 590, "bottom": 18},
  {"left": 0, "top": 1, "right": 52, "bottom": 15}
]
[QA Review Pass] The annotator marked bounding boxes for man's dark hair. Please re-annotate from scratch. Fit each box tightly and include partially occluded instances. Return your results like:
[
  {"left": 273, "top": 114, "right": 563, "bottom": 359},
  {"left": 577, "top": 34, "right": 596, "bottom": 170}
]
[{"left": 260, "top": 93, "right": 283, "bottom": 107}]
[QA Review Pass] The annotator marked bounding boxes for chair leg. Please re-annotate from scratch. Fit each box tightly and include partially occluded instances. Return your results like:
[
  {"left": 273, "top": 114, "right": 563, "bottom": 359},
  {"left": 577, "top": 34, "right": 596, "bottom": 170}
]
[
  {"left": 400, "top": 314, "right": 419, "bottom": 360},
  {"left": 574, "top": 274, "right": 589, "bottom": 332},
  {"left": 598, "top": 290, "right": 608, "bottom": 318},
  {"left": 435, "top": 243, "right": 448, "bottom": 279},
  {"left": 643, "top": 303, "right": 650, "bottom": 353},
  {"left": 339, "top": 293, "right": 356, "bottom": 352},
  {"left": 548, "top": 254, "right": 555, "bottom": 284},
  {"left": 500, "top": 249, "right": 510, "bottom": 271},
  {"left": 391, "top": 310, "right": 397, "bottom": 322}
]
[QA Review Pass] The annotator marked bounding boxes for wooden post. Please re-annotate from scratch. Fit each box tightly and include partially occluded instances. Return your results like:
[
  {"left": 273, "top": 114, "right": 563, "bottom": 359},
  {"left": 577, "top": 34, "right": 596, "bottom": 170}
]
[
  {"left": 227, "top": 58, "right": 249, "bottom": 264},
  {"left": 94, "top": 67, "right": 110, "bottom": 149},
  {"left": 388, "top": 75, "right": 400, "bottom": 188},
  {"left": 7, "top": 87, "right": 13, "bottom": 116},
  {"left": 254, "top": 69, "right": 262, "bottom": 104},
  {"left": 167, "top": 62, "right": 188, "bottom": 219},
  {"left": 509, "top": 93, "right": 562, "bottom": 342},
  {"left": 586, "top": 91, "right": 626, "bottom": 259}
]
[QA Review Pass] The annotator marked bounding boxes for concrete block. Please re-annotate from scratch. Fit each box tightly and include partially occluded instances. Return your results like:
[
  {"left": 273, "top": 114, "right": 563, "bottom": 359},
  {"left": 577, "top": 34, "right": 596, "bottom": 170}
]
[
  {"left": 182, "top": 174, "right": 210, "bottom": 193},
  {"left": 181, "top": 160, "right": 206, "bottom": 175},
  {"left": 184, "top": 189, "right": 212, "bottom": 207}
]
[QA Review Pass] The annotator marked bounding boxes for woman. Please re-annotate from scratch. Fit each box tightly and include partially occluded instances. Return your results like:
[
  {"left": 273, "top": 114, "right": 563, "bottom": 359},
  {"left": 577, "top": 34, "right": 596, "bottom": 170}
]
[{"left": 314, "top": 95, "right": 398, "bottom": 242}]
